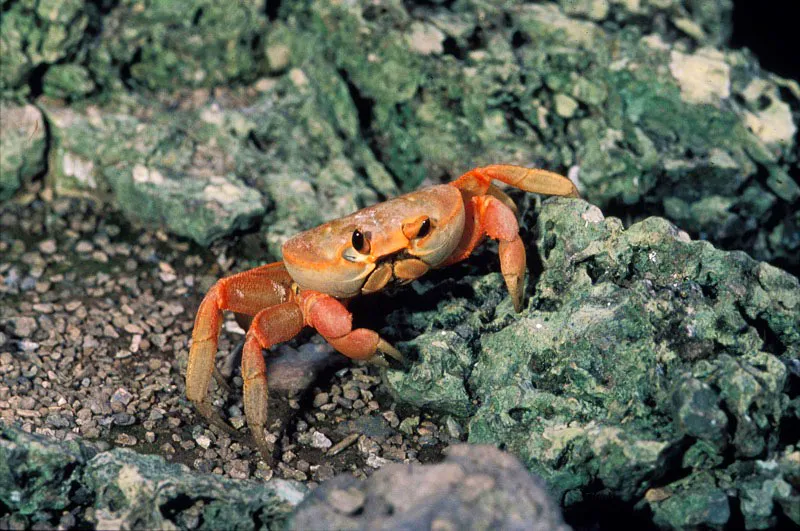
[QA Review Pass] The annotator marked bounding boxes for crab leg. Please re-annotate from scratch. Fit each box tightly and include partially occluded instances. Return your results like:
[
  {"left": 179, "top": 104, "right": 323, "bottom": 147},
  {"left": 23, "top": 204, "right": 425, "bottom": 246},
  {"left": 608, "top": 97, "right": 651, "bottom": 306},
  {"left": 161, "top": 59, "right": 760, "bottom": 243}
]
[
  {"left": 298, "top": 290, "right": 404, "bottom": 366},
  {"left": 444, "top": 165, "right": 579, "bottom": 312},
  {"left": 242, "top": 302, "right": 304, "bottom": 456},
  {"left": 186, "top": 262, "right": 292, "bottom": 436},
  {"left": 442, "top": 195, "right": 527, "bottom": 311},
  {"left": 453, "top": 164, "right": 580, "bottom": 198}
]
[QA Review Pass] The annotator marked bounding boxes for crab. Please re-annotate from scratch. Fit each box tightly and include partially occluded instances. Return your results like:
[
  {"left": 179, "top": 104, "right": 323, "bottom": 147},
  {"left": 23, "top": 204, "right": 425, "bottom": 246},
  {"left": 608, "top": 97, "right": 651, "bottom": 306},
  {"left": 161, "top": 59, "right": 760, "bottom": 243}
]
[{"left": 185, "top": 164, "right": 579, "bottom": 456}]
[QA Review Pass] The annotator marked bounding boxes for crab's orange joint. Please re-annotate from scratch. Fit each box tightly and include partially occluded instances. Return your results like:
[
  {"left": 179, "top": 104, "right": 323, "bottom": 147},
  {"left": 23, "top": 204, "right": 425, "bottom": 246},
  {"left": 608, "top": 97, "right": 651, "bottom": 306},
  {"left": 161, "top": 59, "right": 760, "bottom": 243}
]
[
  {"left": 481, "top": 196, "right": 519, "bottom": 242},
  {"left": 301, "top": 291, "right": 353, "bottom": 339},
  {"left": 327, "top": 329, "right": 381, "bottom": 360}
]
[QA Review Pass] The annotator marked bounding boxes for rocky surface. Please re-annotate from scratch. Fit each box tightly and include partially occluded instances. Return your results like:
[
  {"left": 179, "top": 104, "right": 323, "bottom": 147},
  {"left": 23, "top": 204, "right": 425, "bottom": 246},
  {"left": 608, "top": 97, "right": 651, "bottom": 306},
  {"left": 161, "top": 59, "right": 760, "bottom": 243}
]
[
  {"left": 2, "top": 1, "right": 799, "bottom": 530},
  {"left": 0, "top": 425, "right": 306, "bottom": 530},
  {"left": 290, "top": 444, "right": 570, "bottom": 531},
  {"left": 384, "top": 198, "right": 800, "bottom": 529},
  {"left": 0, "top": 103, "right": 47, "bottom": 201}
]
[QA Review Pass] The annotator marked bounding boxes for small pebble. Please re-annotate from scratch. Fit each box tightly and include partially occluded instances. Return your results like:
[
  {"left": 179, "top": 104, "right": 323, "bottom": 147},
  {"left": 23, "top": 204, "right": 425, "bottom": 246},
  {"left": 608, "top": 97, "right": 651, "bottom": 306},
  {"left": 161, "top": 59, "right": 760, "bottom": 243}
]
[
  {"left": 115, "top": 433, "right": 138, "bottom": 446},
  {"left": 38, "top": 239, "right": 56, "bottom": 254},
  {"left": 311, "top": 431, "right": 333, "bottom": 450},
  {"left": 313, "top": 392, "right": 329, "bottom": 407}
]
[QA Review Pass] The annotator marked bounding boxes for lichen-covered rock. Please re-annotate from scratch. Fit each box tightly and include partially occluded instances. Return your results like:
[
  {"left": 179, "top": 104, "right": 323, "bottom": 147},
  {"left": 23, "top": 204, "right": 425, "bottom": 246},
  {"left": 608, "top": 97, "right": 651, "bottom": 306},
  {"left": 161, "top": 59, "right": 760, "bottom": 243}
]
[
  {"left": 43, "top": 98, "right": 265, "bottom": 246},
  {"left": 383, "top": 198, "right": 799, "bottom": 527},
  {"left": 0, "top": 103, "right": 48, "bottom": 200},
  {"left": 232, "top": 67, "right": 398, "bottom": 258},
  {"left": 554, "top": 0, "right": 733, "bottom": 46},
  {"left": 42, "top": 64, "right": 96, "bottom": 100},
  {"left": 0, "top": 0, "right": 94, "bottom": 94},
  {"left": 647, "top": 447, "right": 800, "bottom": 529},
  {"left": 87, "top": 0, "right": 268, "bottom": 92},
  {"left": 290, "top": 444, "right": 571, "bottom": 531},
  {"left": 3, "top": 1, "right": 795, "bottom": 270},
  {"left": 83, "top": 447, "right": 306, "bottom": 531},
  {"left": 0, "top": 425, "right": 306, "bottom": 530},
  {"left": 287, "top": 0, "right": 799, "bottom": 269},
  {"left": 0, "top": 425, "right": 97, "bottom": 518}
]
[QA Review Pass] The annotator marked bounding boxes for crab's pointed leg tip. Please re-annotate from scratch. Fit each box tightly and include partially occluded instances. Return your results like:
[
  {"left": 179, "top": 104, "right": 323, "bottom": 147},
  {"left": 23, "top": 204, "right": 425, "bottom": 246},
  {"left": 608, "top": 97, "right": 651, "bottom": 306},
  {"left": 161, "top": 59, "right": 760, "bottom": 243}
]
[
  {"left": 365, "top": 354, "right": 391, "bottom": 368},
  {"left": 377, "top": 338, "right": 405, "bottom": 364}
]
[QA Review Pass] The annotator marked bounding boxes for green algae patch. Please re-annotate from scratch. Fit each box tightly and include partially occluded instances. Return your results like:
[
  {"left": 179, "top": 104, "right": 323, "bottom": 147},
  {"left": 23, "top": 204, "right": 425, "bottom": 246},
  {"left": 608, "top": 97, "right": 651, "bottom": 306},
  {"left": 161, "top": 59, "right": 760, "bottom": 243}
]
[{"left": 1, "top": 426, "right": 305, "bottom": 529}]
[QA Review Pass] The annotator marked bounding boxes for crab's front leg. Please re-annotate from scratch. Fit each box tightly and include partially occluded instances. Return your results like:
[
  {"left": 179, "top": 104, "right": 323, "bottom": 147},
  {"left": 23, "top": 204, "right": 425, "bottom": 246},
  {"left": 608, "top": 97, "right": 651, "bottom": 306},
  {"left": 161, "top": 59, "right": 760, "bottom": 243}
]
[
  {"left": 442, "top": 194, "right": 527, "bottom": 311},
  {"left": 236, "top": 289, "right": 400, "bottom": 457},
  {"left": 298, "top": 291, "right": 404, "bottom": 366},
  {"left": 445, "top": 165, "right": 580, "bottom": 312},
  {"left": 241, "top": 302, "right": 304, "bottom": 456}
]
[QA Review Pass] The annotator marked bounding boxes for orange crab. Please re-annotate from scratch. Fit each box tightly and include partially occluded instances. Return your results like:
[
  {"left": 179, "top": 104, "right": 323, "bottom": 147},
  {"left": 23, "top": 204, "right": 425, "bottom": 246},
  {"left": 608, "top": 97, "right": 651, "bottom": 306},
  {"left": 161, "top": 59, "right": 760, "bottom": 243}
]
[{"left": 186, "top": 165, "right": 579, "bottom": 455}]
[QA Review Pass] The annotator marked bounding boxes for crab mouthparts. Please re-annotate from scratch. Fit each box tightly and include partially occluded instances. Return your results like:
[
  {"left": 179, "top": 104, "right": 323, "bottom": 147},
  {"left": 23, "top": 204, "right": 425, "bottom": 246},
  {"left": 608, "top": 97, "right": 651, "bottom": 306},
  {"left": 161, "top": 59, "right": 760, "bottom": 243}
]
[{"left": 360, "top": 253, "right": 430, "bottom": 294}]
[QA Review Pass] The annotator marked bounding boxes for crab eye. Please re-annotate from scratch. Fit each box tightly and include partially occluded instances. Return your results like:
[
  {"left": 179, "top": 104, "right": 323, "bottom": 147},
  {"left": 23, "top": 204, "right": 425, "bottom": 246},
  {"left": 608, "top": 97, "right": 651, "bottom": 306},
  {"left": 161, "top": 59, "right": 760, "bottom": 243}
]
[
  {"left": 351, "top": 229, "right": 370, "bottom": 254},
  {"left": 417, "top": 217, "right": 431, "bottom": 238}
]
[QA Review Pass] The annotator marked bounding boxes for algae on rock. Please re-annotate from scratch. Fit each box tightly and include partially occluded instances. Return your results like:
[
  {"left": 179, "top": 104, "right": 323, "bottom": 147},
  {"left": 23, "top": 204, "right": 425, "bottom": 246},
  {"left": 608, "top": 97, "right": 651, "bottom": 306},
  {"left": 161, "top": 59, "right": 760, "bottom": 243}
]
[
  {"left": 88, "top": 0, "right": 269, "bottom": 93},
  {"left": 287, "top": 0, "right": 799, "bottom": 269},
  {"left": 43, "top": 97, "right": 265, "bottom": 246},
  {"left": 384, "top": 198, "right": 799, "bottom": 528},
  {"left": 0, "top": 425, "right": 306, "bottom": 530}
]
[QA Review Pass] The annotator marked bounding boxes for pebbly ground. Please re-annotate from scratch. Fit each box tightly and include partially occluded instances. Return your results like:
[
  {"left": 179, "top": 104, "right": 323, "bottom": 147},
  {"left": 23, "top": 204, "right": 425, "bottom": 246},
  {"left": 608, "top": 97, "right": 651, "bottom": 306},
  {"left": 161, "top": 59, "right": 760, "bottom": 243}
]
[{"left": 0, "top": 188, "right": 457, "bottom": 490}]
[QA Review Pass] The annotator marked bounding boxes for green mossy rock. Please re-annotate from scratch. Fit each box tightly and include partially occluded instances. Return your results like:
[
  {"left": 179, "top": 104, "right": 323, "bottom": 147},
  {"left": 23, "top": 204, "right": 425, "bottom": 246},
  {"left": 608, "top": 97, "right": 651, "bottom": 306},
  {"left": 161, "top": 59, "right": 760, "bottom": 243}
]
[
  {"left": 88, "top": 0, "right": 268, "bottom": 92},
  {"left": 0, "top": 425, "right": 97, "bottom": 517},
  {"left": 0, "top": 103, "right": 47, "bottom": 200},
  {"left": 43, "top": 98, "right": 265, "bottom": 246},
  {"left": 384, "top": 198, "right": 799, "bottom": 528},
  {"left": 0, "top": 0, "right": 93, "bottom": 95},
  {"left": 1, "top": 425, "right": 306, "bottom": 529},
  {"left": 42, "top": 65, "right": 96, "bottom": 100},
  {"left": 285, "top": 0, "right": 798, "bottom": 268}
]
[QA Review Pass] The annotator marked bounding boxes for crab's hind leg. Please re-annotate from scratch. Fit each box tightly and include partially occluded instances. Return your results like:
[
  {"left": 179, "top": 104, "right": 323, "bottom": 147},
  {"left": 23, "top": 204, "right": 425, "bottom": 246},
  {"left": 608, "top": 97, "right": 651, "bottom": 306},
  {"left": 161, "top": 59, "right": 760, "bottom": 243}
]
[
  {"left": 453, "top": 164, "right": 580, "bottom": 198},
  {"left": 443, "top": 195, "right": 527, "bottom": 311},
  {"left": 186, "top": 262, "right": 293, "bottom": 437}
]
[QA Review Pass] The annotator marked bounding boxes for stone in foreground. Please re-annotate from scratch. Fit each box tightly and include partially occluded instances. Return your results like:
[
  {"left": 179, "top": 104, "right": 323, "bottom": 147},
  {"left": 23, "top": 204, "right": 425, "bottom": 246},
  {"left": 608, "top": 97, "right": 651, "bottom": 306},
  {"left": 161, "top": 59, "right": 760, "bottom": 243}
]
[{"left": 290, "top": 444, "right": 570, "bottom": 531}]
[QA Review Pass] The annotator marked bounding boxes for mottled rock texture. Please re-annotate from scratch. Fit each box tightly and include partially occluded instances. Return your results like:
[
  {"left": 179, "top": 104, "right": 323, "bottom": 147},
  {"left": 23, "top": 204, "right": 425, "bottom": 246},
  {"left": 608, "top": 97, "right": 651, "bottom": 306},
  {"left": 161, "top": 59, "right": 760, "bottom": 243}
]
[
  {"left": 2, "top": 0, "right": 797, "bottom": 267},
  {"left": 2, "top": 1, "right": 798, "bottom": 529},
  {"left": 0, "top": 425, "right": 306, "bottom": 530},
  {"left": 0, "top": 103, "right": 47, "bottom": 200},
  {"left": 383, "top": 197, "right": 799, "bottom": 529},
  {"left": 290, "top": 444, "right": 570, "bottom": 531}
]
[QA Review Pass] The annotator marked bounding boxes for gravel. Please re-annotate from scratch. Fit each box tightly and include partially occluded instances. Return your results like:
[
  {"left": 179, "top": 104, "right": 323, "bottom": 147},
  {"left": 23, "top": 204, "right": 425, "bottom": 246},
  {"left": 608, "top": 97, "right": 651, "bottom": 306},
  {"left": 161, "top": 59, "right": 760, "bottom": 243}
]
[{"left": 0, "top": 192, "right": 462, "bottom": 486}]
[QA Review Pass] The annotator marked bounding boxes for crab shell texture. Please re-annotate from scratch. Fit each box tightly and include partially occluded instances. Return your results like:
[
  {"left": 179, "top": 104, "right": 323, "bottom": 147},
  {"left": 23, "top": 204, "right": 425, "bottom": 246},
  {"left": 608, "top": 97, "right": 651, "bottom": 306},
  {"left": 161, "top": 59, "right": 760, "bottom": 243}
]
[{"left": 282, "top": 184, "right": 466, "bottom": 298}]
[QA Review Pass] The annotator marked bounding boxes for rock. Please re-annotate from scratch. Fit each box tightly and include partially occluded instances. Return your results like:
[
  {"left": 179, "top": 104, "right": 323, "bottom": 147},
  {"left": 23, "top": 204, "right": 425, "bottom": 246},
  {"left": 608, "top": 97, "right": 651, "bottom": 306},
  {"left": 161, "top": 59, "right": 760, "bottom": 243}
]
[
  {"left": 0, "top": 103, "right": 47, "bottom": 200},
  {"left": 384, "top": 198, "right": 799, "bottom": 526},
  {"left": 8, "top": 316, "right": 38, "bottom": 338},
  {"left": 1, "top": 425, "right": 306, "bottom": 529},
  {"left": 0, "top": 0, "right": 92, "bottom": 93},
  {"left": 266, "top": 342, "right": 348, "bottom": 395},
  {"left": 311, "top": 431, "right": 332, "bottom": 450},
  {"left": 0, "top": 424, "right": 96, "bottom": 517},
  {"left": 87, "top": 0, "right": 268, "bottom": 92},
  {"left": 290, "top": 444, "right": 570, "bottom": 531},
  {"left": 42, "top": 64, "right": 96, "bottom": 100},
  {"left": 44, "top": 100, "right": 265, "bottom": 246}
]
